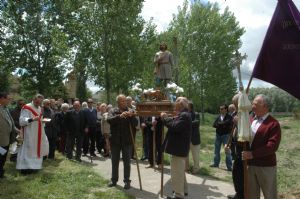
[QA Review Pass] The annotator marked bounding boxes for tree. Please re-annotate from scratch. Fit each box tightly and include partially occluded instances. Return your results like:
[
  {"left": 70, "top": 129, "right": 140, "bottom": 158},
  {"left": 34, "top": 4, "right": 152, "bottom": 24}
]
[
  {"left": 89, "top": 0, "right": 145, "bottom": 103},
  {"left": 0, "top": 0, "right": 70, "bottom": 97},
  {"left": 62, "top": 0, "right": 147, "bottom": 103},
  {"left": 249, "top": 87, "right": 300, "bottom": 112},
  {"left": 167, "top": 0, "right": 244, "bottom": 116}
]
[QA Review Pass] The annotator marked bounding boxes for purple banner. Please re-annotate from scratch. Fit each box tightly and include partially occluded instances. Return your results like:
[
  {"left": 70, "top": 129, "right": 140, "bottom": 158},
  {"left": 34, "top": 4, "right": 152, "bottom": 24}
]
[{"left": 252, "top": 0, "right": 300, "bottom": 99}]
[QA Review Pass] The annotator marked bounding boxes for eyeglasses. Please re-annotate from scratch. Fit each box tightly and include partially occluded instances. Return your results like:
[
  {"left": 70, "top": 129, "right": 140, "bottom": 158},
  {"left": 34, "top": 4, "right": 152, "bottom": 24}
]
[
  {"left": 88, "top": 102, "right": 93, "bottom": 104},
  {"left": 220, "top": 108, "right": 225, "bottom": 110}
]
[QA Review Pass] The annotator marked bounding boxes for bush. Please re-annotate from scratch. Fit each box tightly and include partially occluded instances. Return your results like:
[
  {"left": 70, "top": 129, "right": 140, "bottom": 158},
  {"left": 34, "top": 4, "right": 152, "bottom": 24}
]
[{"left": 292, "top": 109, "right": 300, "bottom": 120}]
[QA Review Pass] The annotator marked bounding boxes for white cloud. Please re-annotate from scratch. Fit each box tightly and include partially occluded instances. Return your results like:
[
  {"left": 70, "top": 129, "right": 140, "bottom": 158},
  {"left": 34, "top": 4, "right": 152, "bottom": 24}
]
[{"left": 141, "top": 0, "right": 185, "bottom": 32}]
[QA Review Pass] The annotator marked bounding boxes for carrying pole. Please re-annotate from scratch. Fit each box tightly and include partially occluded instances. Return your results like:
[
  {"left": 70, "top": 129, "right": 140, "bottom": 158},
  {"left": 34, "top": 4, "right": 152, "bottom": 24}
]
[
  {"left": 160, "top": 125, "right": 165, "bottom": 197},
  {"left": 129, "top": 123, "right": 143, "bottom": 190}
]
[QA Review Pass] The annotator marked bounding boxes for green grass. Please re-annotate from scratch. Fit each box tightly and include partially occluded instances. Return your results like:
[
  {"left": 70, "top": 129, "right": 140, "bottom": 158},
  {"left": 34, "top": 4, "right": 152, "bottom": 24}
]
[
  {"left": 0, "top": 154, "right": 134, "bottom": 199},
  {"left": 276, "top": 117, "right": 300, "bottom": 198}
]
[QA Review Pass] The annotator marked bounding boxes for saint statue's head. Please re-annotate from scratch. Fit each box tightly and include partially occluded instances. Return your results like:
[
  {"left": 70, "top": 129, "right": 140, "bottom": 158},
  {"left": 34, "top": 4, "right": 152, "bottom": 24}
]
[{"left": 159, "top": 42, "right": 167, "bottom": 51}]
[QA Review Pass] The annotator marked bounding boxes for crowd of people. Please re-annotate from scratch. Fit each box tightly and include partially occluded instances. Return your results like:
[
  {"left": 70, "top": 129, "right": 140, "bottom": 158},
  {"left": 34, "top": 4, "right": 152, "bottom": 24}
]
[{"left": 0, "top": 91, "right": 281, "bottom": 199}]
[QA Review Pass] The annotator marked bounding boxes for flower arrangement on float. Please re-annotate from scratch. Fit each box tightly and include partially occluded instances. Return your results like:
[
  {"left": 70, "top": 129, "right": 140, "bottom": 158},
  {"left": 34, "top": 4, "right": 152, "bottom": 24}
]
[{"left": 129, "top": 81, "right": 184, "bottom": 102}]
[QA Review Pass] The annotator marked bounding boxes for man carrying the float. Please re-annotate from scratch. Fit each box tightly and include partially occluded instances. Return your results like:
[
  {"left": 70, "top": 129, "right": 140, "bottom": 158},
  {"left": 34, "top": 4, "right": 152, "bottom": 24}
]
[{"left": 16, "top": 94, "right": 49, "bottom": 174}]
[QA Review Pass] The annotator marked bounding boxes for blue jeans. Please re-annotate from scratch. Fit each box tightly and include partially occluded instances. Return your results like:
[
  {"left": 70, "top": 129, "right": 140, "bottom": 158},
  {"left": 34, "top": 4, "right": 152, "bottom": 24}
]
[{"left": 213, "top": 133, "right": 232, "bottom": 170}]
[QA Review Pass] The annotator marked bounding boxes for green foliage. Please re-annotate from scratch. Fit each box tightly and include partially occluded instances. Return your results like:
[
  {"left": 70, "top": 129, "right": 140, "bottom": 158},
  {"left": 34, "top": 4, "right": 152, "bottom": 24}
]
[
  {"left": 0, "top": 0, "right": 70, "bottom": 97},
  {"left": 0, "top": 71, "right": 10, "bottom": 92},
  {"left": 60, "top": 0, "right": 152, "bottom": 103},
  {"left": 166, "top": 1, "right": 244, "bottom": 114},
  {"left": 1, "top": 0, "right": 246, "bottom": 110},
  {"left": 248, "top": 87, "right": 300, "bottom": 112}
]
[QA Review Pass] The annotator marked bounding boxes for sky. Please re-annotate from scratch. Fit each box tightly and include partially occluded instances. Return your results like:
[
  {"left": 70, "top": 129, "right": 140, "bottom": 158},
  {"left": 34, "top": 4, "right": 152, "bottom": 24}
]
[{"left": 141, "top": 0, "right": 300, "bottom": 89}]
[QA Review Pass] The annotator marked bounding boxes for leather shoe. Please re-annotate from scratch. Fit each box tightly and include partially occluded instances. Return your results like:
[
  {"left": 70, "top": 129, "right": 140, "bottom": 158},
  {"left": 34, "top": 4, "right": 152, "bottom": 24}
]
[
  {"left": 145, "top": 164, "right": 154, "bottom": 168},
  {"left": 227, "top": 194, "right": 237, "bottom": 199},
  {"left": 140, "top": 157, "right": 147, "bottom": 161},
  {"left": 209, "top": 164, "right": 218, "bottom": 168},
  {"left": 108, "top": 182, "right": 116, "bottom": 187},
  {"left": 124, "top": 182, "right": 131, "bottom": 189},
  {"left": 166, "top": 196, "right": 183, "bottom": 199},
  {"left": 172, "top": 191, "right": 188, "bottom": 196}
]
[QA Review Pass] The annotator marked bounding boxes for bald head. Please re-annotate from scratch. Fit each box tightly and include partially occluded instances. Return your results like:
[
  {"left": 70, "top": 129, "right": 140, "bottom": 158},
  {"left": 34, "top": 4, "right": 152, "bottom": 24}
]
[{"left": 73, "top": 100, "right": 81, "bottom": 111}]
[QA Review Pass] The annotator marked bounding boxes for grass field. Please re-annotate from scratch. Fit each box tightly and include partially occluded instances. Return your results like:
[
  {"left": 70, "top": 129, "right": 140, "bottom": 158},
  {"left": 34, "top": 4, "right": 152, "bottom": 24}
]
[
  {"left": 0, "top": 156, "right": 134, "bottom": 199},
  {"left": 1, "top": 114, "right": 299, "bottom": 198}
]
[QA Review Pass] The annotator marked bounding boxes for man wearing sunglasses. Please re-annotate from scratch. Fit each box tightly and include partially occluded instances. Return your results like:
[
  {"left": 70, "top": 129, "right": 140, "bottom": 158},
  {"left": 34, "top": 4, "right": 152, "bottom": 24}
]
[{"left": 211, "top": 104, "right": 233, "bottom": 171}]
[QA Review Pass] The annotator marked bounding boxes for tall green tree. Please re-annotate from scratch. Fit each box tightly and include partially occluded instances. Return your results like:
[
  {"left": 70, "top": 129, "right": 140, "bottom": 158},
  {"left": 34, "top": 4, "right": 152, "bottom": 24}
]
[
  {"left": 167, "top": 0, "right": 244, "bottom": 117},
  {"left": 249, "top": 87, "right": 300, "bottom": 112},
  {"left": 0, "top": 0, "right": 69, "bottom": 98},
  {"left": 62, "top": 0, "right": 148, "bottom": 103},
  {"left": 89, "top": 0, "right": 145, "bottom": 103}
]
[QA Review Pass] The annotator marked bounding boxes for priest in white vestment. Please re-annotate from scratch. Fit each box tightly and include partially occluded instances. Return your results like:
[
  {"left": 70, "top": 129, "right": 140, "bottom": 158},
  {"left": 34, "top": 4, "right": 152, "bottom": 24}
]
[{"left": 16, "top": 94, "right": 49, "bottom": 173}]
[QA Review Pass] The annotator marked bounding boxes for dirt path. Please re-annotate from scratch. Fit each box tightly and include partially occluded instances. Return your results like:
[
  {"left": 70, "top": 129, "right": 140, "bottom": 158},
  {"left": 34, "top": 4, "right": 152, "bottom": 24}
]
[{"left": 81, "top": 155, "right": 235, "bottom": 199}]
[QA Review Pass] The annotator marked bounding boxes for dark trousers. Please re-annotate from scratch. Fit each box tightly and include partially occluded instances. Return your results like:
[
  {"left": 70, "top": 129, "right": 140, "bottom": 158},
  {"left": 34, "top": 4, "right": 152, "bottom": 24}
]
[
  {"left": 83, "top": 127, "right": 96, "bottom": 155},
  {"left": 232, "top": 144, "right": 244, "bottom": 199},
  {"left": 148, "top": 128, "right": 162, "bottom": 165},
  {"left": 131, "top": 128, "right": 136, "bottom": 158},
  {"left": 48, "top": 137, "right": 57, "bottom": 159},
  {"left": 66, "top": 133, "right": 83, "bottom": 159},
  {"left": 0, "top": 145, "right": 9, "bottom": 178},
  {"left": 142, "top": 129, "right": 150, "bottom": 159},
  {"left": 95, "top": 130, "right": 105, "bottom": 154},
  {"left": 58, "top": 133, "right": 66, "bottom": 154},
  {"left": 111, "top": 144, "right": 132, "bottom": 183}
]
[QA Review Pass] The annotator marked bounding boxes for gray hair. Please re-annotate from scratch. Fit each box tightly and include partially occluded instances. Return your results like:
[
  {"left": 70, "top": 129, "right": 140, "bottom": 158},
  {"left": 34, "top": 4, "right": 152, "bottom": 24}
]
[
  {"left": 61, "top": 103, "right": 69, "bottom": 109},
  {"left": 82, "top": 101, "right": 88, "bottom": 108},
  {"left": 176, "top": 97, "right": 189, "bottom": 110},
  {"left": 256, "top": 94, "right": 271, "bottom": 108},
  {"left": 43, "top": 99, "right": 50, "bottom": 104},
  {"left": 116, "top": 94, "right": 126, "bottom": 102},
  {"left": 107, "top": 104, "right": 113, "bottom": 111},
  {"left": 34, "top": 93, "right": 44, "bottom": 100},
  {"left": 126, "top": 96, "right": 133, "bottom": 101},
  {"left": 228, "top": 104, "right": 236, "bottom": 110}
]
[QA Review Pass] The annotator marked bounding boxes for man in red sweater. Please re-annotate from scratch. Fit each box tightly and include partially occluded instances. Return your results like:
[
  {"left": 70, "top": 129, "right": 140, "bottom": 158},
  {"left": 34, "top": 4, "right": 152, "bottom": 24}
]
[{"left": 242, "top": 94, "right": 281, "bottom": 199}]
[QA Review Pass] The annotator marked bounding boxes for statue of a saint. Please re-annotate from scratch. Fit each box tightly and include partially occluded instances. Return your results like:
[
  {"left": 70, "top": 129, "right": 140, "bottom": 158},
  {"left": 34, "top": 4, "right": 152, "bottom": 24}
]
[{"left": 153, "top": 42, "right": 174, "bottom": 87}]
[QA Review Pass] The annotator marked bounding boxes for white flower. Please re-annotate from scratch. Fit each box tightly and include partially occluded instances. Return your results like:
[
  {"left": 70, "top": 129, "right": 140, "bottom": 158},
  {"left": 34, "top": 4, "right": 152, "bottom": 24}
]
[
  {"left": 143, "top": 88, "right": 154, "bottom": 93},
  {"left": 177, "top": 87, "right": 184, "bottom": 93},
  {"left": 166, "top": 82, "right": 177, "bottom": 89},
  {"left": 132, "top": 86, "right": 142, "bottom": 92},
  {"left": 130, "top": 82, "right": 142, "bottom": 93},
  {"left": 166, "top": 82, "right": 184, "bottom": 94}
]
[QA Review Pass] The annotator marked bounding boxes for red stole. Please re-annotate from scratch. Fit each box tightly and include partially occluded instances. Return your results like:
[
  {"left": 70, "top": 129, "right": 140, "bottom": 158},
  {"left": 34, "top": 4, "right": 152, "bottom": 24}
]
[{"left": 22, "top": 105, "right": 43, "bottom": 158}]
